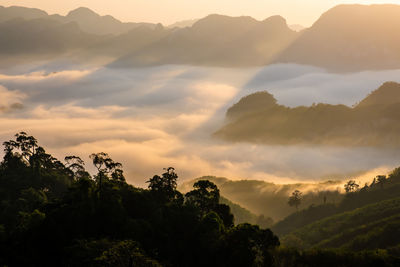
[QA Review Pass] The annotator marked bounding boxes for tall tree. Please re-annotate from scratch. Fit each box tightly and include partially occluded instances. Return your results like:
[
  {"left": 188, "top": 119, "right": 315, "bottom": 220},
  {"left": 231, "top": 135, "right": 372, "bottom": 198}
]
[
  {"left": 344, "top": 180, "right": 360, "bottom": 193},
  {"left": 288, "top": 190, "right": 302, "bottom": 211},
  {"left": 90, "top": 152, "right": 124, "bottom": 192},
  {"left": 147, "top": 167, "right": 180, "bottom": 203}
]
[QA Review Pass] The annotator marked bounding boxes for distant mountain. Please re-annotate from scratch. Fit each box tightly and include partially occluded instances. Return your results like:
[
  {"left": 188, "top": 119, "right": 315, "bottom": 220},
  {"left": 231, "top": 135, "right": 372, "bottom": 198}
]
[
  {"left": 357, "top": 81, "right": 400, "bottom": 107},
  {"left": 0, "top": 6, "right": 47, "bottom": 22},
  {"left": 84, "top": 24, "right": 171, "bottom": 59},
  {"left": 0, "top": 5, "right": 156, "bottom": 35},
  {"left": 168, "top": 19, "right": 199, "bottom": 28},
  {"left": 111, "top": 14, "right": 298, "bottom": 67},
  {"left": 0, "top": 6, "right": 165, "bottom": 64},
  {"left": 215, "top": 82, "right": 400, "bottom": 147},
  {"left": 220, "top": 196, "right": 273, "bottom": 228},
  {"left": 0, "top": 6, "right": 299, "bottom": 67},
  {"left": 56, "top": 7, "right": 156, "bottom": 35},
  {"left": 4, "top": 4, "right": 400, "bottom": 70},
  {"left": 226, "top": 91, "right": 278, "bottom": 120},
  {"left": 276, "top": 4, "right": 400, "bottom": 71},
  {"left": 0, "top": 18, "right": 100, "bottom": 56}
]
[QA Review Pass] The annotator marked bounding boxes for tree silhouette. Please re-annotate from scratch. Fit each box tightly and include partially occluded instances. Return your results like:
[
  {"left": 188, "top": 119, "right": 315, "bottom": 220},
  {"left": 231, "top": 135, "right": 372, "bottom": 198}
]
[
  {"left": 147, "top": 167, "right": 179, "bottom": 202},
  {"left": 288, "top": 190, "right": 302, "bottom": 211},
  {"left": 344, "top": 180, "right": 360, "bottom": 193},
  {"left": 89, "top": 152, "right": 124, "bottom": 192},
  {"left": 376, "top": 175, "right": 387, "bottom": 189},
  {"left": 185, "top": 180, "right": 220, "bottom": 213},
  {"left": 65, "top": 155, "right": 89, "bottom": 180}
]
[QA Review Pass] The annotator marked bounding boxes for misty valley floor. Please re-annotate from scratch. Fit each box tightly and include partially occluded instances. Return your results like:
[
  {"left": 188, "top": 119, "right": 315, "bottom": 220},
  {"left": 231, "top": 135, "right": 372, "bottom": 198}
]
[{"left": 1, "top": 63, "right": 400, "bottom": 185}]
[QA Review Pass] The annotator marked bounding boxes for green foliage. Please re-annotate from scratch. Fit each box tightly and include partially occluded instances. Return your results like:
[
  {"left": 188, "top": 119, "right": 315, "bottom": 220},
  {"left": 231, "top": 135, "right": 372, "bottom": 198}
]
[
  {"left": 274, "top": 168, "right": 400, "bottom": 236},
  {"left": 182, "top": 176, "right": 343, "bottom": 221},
  {"left": 185, "top": 180, "right": 234, "bottom": 228},
  {"left": 270, "top": 168, "right": 400, "bottom": 264},
  {"left": 147, "top": 167, "right": 181, "bottom": 203},
  {"left": 0, "top": 133, "right": 280, "bottom": 267},
  {"left": 296, "top": 198, "right": 400, "bottom": 249},
  {"left": 272, "top": 247, "right": 400, "bottom": 267},
  {"left": 221, "top": 223, "right": 279, "bottom": 267},
  {"left": 186, "top": 180, "right": 220, "bottom": 214},
  {"left": 2, "top": 132, "right": 399, "bottom": 266},
  {"left": 95, "top": 240, "right": 162, "bottom": 267}
]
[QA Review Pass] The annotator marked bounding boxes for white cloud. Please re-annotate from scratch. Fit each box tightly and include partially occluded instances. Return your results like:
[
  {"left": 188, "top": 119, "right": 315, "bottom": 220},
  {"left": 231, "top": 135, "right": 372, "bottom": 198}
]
[
  {"left": 0, "top": 85, "right": 26, "bottom": 113},
  {"left": 0, "top": 63, "right": 399, "bottom": 187}
]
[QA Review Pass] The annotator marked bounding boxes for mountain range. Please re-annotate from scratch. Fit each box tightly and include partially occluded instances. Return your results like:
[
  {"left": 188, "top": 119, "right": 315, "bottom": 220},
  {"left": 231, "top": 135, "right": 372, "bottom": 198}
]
[
  {"left": 0, "top": 6, "right": 156, "bottom": 35},
  {"left": 277, "top": 4, "right": 400, "bottom": 71},
  {"left": 215, "top": 82, "right": 400, "bottom": 146},
  {"left": 2, "top": 4, "right": 400, "bottom": 70}
]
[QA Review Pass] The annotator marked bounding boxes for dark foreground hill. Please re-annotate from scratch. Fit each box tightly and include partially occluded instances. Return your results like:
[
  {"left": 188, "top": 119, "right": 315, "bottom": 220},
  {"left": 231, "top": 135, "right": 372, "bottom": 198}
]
[
  {"left": 215, "top": 82, "right": 400, "bottom": 147},
  {"left": 0, "top": 132, "right": 281, "bottom": 266},
  {"left": 0, "top": 132, "right": 400, "bottom": 266}
]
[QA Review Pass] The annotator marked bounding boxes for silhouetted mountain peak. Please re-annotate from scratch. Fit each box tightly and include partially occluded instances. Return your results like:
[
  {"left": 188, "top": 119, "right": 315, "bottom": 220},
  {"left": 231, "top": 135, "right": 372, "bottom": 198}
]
[
  {"left": 67, "top": 7, "right": 100, "bottom": 20},
  {"left": 276, "top": 4, "right": 400, "bottom": 71},
  {"left": 192, "top": 14, "right": 258, "bottom": 31},
  {"left": 357, "top": 82, "right": 400, "bottom": 108},
  {"left": 261, "top": 15, "right": 287, "bottom": 27},
  {"left": 312, "top": 4, "right": 400, "bottom": 29},
  {"left": 226, "top": 91, "right": 278, "bottom": 120},
  {"left": 4, "top": 5, "right": 47, "bottom": 15},
  {"left": 0, "top": 5, "right": 48, "bottom": 22}
]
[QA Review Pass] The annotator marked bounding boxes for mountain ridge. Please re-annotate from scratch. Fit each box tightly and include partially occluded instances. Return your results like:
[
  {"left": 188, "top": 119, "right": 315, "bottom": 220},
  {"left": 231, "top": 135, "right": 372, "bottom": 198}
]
[
  {"left": 275, "top": 4, "right": 400, "bottom": 70},
  {"left": 2, "top": 4, "right": 400, "bottom": 70},
  {"left": 215, "top": 82, "right": 400, "bottom": 146}
]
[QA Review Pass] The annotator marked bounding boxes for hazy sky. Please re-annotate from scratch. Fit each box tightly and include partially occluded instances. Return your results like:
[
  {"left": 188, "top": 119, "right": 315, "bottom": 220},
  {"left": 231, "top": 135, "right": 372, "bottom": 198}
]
[{"left": 0, "top": 0, "right": 399, "bottom": 25}]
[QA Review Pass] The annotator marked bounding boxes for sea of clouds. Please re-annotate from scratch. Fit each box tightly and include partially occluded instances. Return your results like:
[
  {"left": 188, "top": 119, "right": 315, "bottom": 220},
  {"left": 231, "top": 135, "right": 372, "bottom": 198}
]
[{"left": 1, "top": 62, "right": 400, "bottom": 186}]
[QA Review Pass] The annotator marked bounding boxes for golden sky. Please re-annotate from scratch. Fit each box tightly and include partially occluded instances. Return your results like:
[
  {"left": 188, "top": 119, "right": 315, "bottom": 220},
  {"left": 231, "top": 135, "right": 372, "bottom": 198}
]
[{"left": 0, "top": 1, "right": 399, "bottom": 26}]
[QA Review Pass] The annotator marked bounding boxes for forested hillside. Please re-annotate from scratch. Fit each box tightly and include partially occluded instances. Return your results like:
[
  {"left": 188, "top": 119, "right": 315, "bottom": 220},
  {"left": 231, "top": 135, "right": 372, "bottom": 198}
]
[
  {"left": 216, "top": 82, "right": 400, "bottom": 146},
  {"left": 1, "top": 132, "right": 400, "bottom": 266},
  {"left": 181, "top": 176, "right": 343, "bottom": 221},
  {"left": 273, "top": 166, "right": 400, "bottom": 252},
  {"left": 0, "top": 132, "right": 280, "bottom": 266}
]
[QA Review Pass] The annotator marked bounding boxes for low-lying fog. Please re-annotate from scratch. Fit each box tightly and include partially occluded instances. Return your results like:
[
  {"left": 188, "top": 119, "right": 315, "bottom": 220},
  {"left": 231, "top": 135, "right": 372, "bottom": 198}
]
[{"left": 1, "top": 63, "right": 400, "bottom": 186}]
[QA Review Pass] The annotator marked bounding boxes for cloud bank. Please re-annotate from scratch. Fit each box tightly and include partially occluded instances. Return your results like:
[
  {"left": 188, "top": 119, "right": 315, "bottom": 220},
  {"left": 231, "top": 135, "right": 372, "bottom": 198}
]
[{"left": 1, "top": 63, "right": 400, "bottom": 186}]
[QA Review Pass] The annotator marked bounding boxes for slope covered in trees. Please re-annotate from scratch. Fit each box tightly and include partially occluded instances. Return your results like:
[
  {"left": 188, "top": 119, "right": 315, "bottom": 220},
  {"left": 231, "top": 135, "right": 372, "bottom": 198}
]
[
  {"left": 1, "top": 132, "right": 400, "bottom": 266},
  {"left": 180, "top": 176, "right": 343, "bottom": 221},
  {"left": 273, "top": 166, "right": 400, "bottom": 252},
  {"left": 215, "top": 82, "right": 400, "bottom": 146},
  {"left": 0, "top": 132, "right": 280, "bottom": 266}
]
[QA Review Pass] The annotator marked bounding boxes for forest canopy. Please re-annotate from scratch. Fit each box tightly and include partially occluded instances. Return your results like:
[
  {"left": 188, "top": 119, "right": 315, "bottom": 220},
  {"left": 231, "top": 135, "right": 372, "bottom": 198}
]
[{"left": 1, "top": 132, "right": 399, "bottom": 266}]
